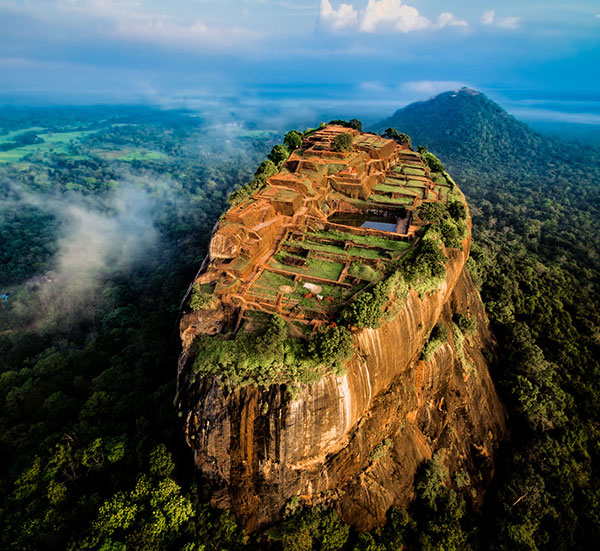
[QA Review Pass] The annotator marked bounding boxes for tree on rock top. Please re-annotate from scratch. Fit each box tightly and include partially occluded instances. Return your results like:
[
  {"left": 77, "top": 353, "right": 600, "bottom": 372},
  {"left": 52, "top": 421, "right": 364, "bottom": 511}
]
[
  {"left": 332, "top": 133, "right": 353, "bottom": 152},
  {"left": 284, "top": 130, "right": 303, "bottom": 151},
  {"left": 384, "top": 128, "right": 412, "bottom": 148},
  {"left": 268, "top": 144, "right": 290, "bottom": 165}
]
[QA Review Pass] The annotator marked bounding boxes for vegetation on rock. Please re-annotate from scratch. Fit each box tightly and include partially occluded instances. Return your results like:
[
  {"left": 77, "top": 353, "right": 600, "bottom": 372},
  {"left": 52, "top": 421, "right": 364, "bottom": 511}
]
[
  {"left": 383, "top": 128, "right": 412, "bottom": 148},
  {"left": 421, "top": 323, "right": 448, "bottom": 361},
  {"left": 191, "top": 316, "right": 353, "bottom": 387},
  {"left": 331, "top": 133, "right": 354, "bottom": 152}
]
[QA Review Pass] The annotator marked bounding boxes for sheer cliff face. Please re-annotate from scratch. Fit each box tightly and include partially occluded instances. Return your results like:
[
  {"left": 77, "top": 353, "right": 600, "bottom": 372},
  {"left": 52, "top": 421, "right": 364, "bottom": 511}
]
[{"left": 177, "top": 232, "right": 507, "bottom": 531}]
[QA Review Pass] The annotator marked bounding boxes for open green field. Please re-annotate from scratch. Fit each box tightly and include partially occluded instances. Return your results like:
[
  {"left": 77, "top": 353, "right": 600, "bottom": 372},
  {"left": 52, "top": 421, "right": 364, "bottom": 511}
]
[
  {"left": 116, "top": 150, "right": 168, "bottom": 161},
  {"left": 0, "top": 129, "right": 97, "bottom": 163},
  {"left": 0, "top": 127, "right": 47, "bottom": 143}
]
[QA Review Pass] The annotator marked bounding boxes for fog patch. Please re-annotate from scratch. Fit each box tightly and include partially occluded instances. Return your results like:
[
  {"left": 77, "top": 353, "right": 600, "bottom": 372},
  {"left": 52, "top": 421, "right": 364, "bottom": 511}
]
[{"left": 5, "top": 183, "right": 160, "bottom": 330}]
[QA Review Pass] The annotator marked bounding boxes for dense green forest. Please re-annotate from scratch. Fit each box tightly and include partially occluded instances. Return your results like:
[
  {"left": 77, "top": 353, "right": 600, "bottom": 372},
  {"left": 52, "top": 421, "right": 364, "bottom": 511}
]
[{"left": 1, "top": 98, "right": 599, "bottom": 550}]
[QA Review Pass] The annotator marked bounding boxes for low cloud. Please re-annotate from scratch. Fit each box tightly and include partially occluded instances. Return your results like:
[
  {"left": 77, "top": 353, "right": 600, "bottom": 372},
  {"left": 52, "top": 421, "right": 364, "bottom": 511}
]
[
  {"left": 320, "top": 0, "right": 466, "bottom": 34},
  {"left": 319, "top": 0, "right": 358, "bottom": 31},
  {"left": 481, "top": 10, "right": 520, "bottom": 30},
  {"left": 116, "top": 19, "right": 259, "bottom": 49},
  {"left": 4, "top": 181, "right": 162, "bottom": 329},
  {"left": 401, "top": 80, "right": 469, "bottom": 96}
]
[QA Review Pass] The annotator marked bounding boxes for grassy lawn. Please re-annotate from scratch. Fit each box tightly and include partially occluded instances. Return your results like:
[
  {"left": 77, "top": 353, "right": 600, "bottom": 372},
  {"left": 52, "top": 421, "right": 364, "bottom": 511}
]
[
  {"left": 269, "top": 257, "right": 344, "bottom": 281},
  {"left": 370, "top": 193, "right": 414, "bottom": 206},
  {"left": 252, "top": 270, "right": 297, "bottom": 294},
  {"left": 404, "top": 167, "right": 426, "bottom": 176},
  {"left": 406, "top": 179, "right": 428, "bottom": 188},
  {"left": 433, "top": 173, "right": 449, "bottom": 185},
  {"left": 286, "top": 238, "right": 387, "bottom": 261},
  {"left": 0, "top": 149, "right": 32, "bottom": 163},
  {"left": 375, "top": 183, "right": 403, "bottom": 194},
  {"left": 285, "top": 240, "right": 345, "bottom": 256},
  {"left": 308, "top": 229, "right": 411, "bottom": 252},
  {"left": 434, "top": 185, "right": 450, "bottom": 199}
]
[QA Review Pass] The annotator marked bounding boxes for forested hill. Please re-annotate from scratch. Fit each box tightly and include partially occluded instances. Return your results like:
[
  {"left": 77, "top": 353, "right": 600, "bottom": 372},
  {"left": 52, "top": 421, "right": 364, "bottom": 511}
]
[{"left": 371, "top": 87, "right": 599, "bottom": 178}]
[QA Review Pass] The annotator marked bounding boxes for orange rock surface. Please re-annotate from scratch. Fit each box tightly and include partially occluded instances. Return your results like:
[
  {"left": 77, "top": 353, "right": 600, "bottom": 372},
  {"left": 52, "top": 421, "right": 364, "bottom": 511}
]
[{"left": 177, "top": 126, "right": 507, "bottom": 531}]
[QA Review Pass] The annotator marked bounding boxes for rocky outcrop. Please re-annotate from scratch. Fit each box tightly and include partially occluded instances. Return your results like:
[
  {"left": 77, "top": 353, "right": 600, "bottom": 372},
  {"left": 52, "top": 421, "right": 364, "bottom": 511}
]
[{"left": 177, "top": 230, "right": 507, "bottom": 531}]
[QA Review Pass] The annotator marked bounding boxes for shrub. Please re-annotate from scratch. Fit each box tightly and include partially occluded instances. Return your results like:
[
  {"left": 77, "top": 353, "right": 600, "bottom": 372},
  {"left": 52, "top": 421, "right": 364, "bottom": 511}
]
[
  {"left": 404, "top": 237, "right": 447, "bottom": 294},
  {"left": 227, "top": 158, "right": 279, "bottom": 206},
  {"left": 339, "top": 271, "right": 409, "bottom": 329},
  {"left": 418, "top": 147, "right": 445, "bottom": 173},
  {"left": 418, "top": 202, "right": 447, "bottom": 223},
  {"left": 189, "top": 285, "right": 213, "bottom": 310},
  {"left": 439, "top": 220, "right": 463, "bottom": 249},
  {"left": 384, "top": 128, "right": 412, "bottom": 148},
  {"left": 447, "top": 200, "right": 467, "bottom": 221},
  {"left": 370, "top": 438, "right": 393, "bottom": 461},
  {"left": 339, "top": 281, "right": 387, "bottom": 329},
  {"left": 417, "top": 202, "right": 468, "bottom": 249},
  {"left": 283, "top": 130, "right": 303, "bottom": 151},
  {"left": 268, "top": 144, "right": 290, "bottom": 165},
  {"left": 308, "top": 326, "right": 354, "bottom": 368},
  {"left": 421, "top": 323, "right": 448, "bottom": 361},
  {"left": 254, "top": 159, "right": 278, "bottom": 180},
  {"left": 453, "top": 313, "right": 477, "bottom": 336},
  {"left": 332, "top": 133, "right": 353, "bottom": 152},
  {"left": 267, "top": 506, "right": 349, "bottom": 551}
]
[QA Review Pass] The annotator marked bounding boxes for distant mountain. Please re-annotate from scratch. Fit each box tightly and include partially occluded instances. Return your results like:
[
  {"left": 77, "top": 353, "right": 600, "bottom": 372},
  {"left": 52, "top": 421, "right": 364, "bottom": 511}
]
[{"left": 370, "top": 87, "right": 592, "bottom": 178}]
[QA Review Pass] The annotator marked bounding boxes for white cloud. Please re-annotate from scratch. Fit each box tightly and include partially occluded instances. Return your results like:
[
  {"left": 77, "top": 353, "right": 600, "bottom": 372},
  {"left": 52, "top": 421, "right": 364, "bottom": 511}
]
[
  {"left": 481, "top": 9, "right": 520, "bottom": 30},
  {"left": 116, "top": 19, "right": 259, "bottom": 48},
  {"left": 359, "top": 0, "right": 430, "bottom": 33},
  {"left": 320, "top": 1, "right": 467, "bottom": 34},
  {"left": 497, "top": 16, "right": 520, "bottom": 29},
  {"left": 482, "top": 10, "right": 495, "bottom": 25},
  {"left": 319, "top": 0, "right": 358, "bottom": 31},
  {"left": 402, "top": 80, "right": 468, "bottom": 96},
  {"left": 0, "top": 0, "right": 260, "bottom": 50},
  {"left": 437, "top": 12, "right": 467, "bottom": 29}
]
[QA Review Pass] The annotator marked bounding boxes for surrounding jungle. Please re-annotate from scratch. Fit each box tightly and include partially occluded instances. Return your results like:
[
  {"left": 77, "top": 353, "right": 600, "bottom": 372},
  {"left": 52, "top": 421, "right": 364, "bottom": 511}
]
[{"left": 1, "top": 91, "right": 599, "bottom": 550}]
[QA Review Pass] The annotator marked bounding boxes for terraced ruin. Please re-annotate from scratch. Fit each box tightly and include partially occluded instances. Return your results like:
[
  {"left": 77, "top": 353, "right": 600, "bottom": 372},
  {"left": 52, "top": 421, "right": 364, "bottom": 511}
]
[
  {"left": 187, "top": 125, "right": 456, "bottom": 338},
  {"left": 176, "top": 125, "right": 506, "bottom": 532}
]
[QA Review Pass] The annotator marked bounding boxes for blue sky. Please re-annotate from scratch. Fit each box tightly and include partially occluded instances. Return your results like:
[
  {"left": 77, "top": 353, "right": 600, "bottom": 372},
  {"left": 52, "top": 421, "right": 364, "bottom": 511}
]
[{"left": 1, "top": 0, "right": 599, "bottom": 122}]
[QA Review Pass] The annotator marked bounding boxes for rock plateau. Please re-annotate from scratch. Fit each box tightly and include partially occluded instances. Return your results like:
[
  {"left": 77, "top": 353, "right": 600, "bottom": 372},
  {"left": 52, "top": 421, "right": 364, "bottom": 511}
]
[{"left": 177, "top": 125, "right": 506, "bottom": 531}]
